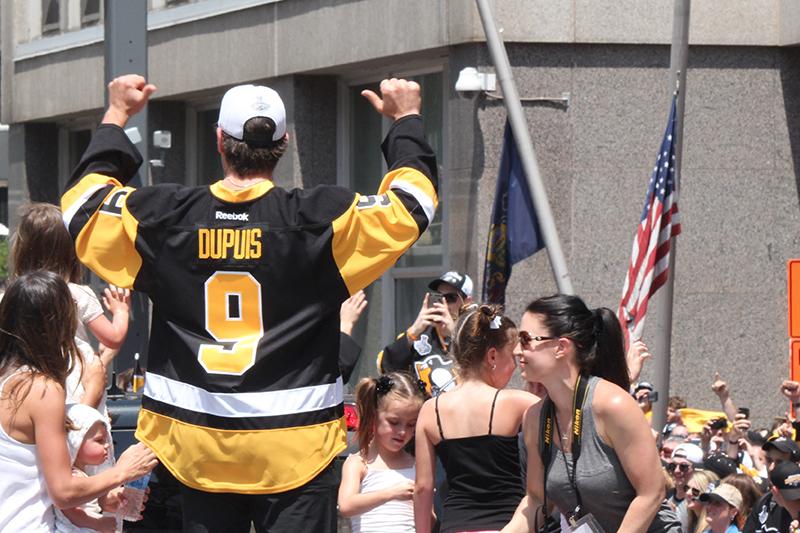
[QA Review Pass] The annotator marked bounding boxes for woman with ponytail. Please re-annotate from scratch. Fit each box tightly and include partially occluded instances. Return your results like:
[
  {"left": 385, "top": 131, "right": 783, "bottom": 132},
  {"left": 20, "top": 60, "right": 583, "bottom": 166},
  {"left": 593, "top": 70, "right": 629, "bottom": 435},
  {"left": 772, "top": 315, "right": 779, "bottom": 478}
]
[
  {"left": 505, "top": 294, "right": 680, "bottom": 533},
  {"left": 414, "top": 304, "right": 537, "bottom": 533},
  {"left": 338, "top": 371, "right": 425, "bottom": 532}
]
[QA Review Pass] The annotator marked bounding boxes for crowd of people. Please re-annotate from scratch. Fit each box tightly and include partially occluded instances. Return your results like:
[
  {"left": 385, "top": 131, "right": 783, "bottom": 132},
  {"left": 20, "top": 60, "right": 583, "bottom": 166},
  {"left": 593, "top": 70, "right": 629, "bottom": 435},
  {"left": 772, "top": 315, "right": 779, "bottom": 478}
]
[{"left": 0, "top": 72, "right": 797, "bottom": 533}]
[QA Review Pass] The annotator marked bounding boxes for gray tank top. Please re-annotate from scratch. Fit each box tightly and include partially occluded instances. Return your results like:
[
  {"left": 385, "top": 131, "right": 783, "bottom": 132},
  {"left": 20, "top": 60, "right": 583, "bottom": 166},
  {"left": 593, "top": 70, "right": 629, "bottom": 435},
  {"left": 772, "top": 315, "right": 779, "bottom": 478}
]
[{"left": 544, "top": 377, "right": 681, "bottom": 533}]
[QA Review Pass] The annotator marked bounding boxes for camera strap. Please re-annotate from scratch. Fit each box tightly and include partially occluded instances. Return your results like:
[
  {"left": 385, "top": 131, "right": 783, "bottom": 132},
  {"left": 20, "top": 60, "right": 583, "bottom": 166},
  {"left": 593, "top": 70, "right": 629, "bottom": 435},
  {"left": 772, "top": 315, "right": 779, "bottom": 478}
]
[{"left": 539, "top": 374, "right": 590, "bottom": 528}]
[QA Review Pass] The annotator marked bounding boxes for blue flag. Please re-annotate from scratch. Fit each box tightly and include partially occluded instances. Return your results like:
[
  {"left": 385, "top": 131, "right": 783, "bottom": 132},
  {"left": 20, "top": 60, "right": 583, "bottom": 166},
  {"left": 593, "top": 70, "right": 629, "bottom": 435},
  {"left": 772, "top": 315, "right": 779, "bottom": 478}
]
[{"left": 482, "top": 121, "right": 544, "bottom": 304}]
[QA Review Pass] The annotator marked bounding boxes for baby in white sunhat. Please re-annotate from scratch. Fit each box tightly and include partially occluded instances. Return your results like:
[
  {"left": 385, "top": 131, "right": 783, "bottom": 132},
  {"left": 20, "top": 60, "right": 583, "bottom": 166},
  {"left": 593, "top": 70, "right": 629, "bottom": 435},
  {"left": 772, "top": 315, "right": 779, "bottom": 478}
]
[{"left": 54, "top": 403, "right": 119, "bottom": 533}]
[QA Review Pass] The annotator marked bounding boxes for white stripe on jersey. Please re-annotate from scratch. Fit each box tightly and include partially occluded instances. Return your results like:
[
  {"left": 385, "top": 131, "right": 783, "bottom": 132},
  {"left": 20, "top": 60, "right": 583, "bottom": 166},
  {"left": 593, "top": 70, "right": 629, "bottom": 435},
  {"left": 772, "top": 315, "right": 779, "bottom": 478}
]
[
  {"left": 390, "top": 180, "right": 436, "bottom": 226},
  {"left": 143, "top": 372, "right": 343, "bottom": 418},
  {"left": 62, "top": 183, "right": 110, "bottom": 228}
]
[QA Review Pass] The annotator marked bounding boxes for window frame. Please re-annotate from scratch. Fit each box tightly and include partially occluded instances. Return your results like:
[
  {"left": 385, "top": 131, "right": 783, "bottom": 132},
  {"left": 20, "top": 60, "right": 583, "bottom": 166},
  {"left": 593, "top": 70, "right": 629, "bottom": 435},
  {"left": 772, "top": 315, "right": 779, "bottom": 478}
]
[
  {"left": 80, "top": 0, "right": 102, "bottom": 27},
  {"left": 185, "top": 97, "right": 224, "bottom": 187},
  {"left": 41, "top": 0, "right": 64, "bottom": 35}
]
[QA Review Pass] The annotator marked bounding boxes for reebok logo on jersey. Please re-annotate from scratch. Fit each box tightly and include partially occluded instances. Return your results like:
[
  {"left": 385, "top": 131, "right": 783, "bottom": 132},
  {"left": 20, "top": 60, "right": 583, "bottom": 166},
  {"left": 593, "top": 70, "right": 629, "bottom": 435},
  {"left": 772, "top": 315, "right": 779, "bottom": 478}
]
[{"left": 215, "top": 211, "right": 249, "bottom": 221}]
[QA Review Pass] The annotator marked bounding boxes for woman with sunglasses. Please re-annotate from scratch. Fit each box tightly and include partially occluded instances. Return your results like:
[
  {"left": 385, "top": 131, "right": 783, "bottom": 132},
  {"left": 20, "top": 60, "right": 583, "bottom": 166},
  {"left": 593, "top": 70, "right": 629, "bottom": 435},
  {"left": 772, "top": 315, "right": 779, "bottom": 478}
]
[
  {"left": 684, "top": 470, "right": 720, "bottom": 533},
  {"left": 414, "top": 304, "right": 537, "bottom": 533},
  {"left": 504, "top": 294, "right": 680, "bottom": 532}
]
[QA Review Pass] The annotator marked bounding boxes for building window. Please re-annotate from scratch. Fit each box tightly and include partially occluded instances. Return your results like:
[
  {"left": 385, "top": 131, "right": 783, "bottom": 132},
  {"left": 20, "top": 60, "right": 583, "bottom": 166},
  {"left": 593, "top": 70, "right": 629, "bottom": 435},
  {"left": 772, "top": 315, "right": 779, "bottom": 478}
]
[
  {"left": 81, "top": 0, "right": 102, "bottom": 27},
  {"left": 342, "top": 70, "right": 445, "bottom": 387},
  {"left": 42, "top": 0, "right": 62, "bottom": 34}
]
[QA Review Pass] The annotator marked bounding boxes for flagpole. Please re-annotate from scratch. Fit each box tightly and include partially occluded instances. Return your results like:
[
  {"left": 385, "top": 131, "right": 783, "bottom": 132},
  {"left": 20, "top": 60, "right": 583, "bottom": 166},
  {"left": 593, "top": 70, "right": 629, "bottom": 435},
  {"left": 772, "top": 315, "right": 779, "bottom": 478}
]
[
  {"left": 474, "top": 0, "right": 574, "bottom": 295},
  {"left": 651, "top": 0, "right": 690, "bottom": 433}
]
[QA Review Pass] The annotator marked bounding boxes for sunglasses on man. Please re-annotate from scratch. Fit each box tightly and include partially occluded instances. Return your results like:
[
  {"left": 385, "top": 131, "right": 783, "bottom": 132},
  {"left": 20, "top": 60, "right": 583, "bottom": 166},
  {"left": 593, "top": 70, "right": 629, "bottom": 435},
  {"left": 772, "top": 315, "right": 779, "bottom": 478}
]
[{"left": 666, "top": 462, "right": 691, "bottom": 473}]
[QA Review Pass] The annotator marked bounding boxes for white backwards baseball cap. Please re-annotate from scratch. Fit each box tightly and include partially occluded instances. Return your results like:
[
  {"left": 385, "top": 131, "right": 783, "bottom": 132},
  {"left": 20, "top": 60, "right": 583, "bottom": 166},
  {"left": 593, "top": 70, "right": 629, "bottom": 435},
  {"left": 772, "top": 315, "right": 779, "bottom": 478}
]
[{"left": 218, "top": 84, "right": 286, "bottom": 146}]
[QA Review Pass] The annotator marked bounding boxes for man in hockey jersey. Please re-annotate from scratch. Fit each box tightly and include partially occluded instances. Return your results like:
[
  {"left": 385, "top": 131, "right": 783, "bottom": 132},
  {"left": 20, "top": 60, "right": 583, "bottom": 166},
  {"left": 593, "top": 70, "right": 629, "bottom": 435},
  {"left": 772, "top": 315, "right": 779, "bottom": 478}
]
[
  {"left": 377, "top": 271, "right": 473, "bottom": 396},
  {"left": 61, "top": 74, "right": 437, "bottom": 532}
]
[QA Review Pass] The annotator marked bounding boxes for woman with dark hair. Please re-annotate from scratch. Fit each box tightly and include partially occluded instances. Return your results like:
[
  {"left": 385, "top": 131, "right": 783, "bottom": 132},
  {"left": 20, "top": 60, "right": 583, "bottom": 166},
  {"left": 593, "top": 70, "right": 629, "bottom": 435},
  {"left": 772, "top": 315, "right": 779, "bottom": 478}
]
[
  {"left": 505, "top": 294, "right": 680, "bottom": 532},
  {"left": 0, "top": 271, "right": 156, "bottom": 531},
  {"left": 415, "top": 304, "right": 537, "bottom": 533}
]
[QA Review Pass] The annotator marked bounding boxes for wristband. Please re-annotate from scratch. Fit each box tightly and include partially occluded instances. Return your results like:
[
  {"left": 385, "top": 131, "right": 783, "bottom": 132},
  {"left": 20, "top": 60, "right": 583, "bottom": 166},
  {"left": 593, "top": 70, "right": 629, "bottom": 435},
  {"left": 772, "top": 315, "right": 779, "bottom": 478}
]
[{"left": 406, "top": 328, "right": 419, "bottom": 341}]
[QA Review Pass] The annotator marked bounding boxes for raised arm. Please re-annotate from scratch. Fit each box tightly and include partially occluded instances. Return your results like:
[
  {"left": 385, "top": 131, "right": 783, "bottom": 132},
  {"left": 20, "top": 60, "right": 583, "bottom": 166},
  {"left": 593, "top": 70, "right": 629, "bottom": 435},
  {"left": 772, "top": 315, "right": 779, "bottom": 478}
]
[
  {"left": 330, "top": 79, "right": 439, "bottom": 296},
  {"left": 711, "top": 372, "right": 738, "bottom": 422},
  {"left": 61, "top": 75, "right": 165, "bottom": 291}
]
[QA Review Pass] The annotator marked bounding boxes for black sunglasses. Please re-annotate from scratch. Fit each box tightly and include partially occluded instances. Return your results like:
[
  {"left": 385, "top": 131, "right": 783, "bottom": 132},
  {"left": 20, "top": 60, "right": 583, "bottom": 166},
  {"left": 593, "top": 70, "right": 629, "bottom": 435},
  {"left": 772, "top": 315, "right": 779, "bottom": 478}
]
[
  {"left": 666, "top": 463, "right": 691, "bottom": 473},
  {"left": 683, "top": 485, "right": 701, "bottom": 498},
  {"left": 439, "top": 292, "right": 461, "bottom": 304},
  {"left": 518, "top": 330, "right": 557, "bottom": 347}
]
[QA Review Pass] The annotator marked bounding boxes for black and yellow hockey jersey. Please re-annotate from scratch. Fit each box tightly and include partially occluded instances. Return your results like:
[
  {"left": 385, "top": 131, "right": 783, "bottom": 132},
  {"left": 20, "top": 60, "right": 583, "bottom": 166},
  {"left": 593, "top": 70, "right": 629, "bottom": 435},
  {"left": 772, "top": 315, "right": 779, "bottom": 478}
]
[{"left": 61, "top": 115, "right": 438, "bottom": 494}]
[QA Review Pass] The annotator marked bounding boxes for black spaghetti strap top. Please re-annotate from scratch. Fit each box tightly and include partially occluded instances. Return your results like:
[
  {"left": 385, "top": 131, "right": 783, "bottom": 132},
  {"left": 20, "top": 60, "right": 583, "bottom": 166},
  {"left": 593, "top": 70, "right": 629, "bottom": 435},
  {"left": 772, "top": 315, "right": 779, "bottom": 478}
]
[{"left": 433, "top": 390, "right": 525, "bottom": 533}]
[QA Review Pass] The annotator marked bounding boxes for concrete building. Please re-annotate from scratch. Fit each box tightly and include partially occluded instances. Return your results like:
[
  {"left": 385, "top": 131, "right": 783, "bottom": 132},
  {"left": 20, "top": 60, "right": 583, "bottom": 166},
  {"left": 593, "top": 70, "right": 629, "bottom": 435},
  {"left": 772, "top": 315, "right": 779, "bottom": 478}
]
[{"left": 2, "top": 0, "right": 799, "bottom": 424}]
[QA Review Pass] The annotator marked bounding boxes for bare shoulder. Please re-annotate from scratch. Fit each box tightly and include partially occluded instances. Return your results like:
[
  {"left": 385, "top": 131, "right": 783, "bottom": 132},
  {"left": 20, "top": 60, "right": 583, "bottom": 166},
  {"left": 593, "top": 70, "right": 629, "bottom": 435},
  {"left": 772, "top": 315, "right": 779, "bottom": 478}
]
[
  {"left": 503, "top": 388, "right": 540, "bottom": 411},
  {"left": 592, "top": 379, "right": 638, "bottom": 418},
  {"left": 417, "top": 397, "right": 437, "bottom": 431},
  {"left": 12, "top": 373, "right": 64, "bottom": 403},
  {"left": 342, "top": 453, "right": 366, "bottom": 475}
]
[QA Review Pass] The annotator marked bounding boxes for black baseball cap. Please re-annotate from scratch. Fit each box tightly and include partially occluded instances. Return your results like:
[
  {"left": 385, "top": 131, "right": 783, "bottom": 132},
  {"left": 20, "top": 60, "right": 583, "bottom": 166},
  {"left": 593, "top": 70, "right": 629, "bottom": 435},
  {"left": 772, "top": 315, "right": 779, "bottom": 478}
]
[
  {"left": 703, "top": 454, "right": 738, "bottom": 479},
  {"left": 634, "top": 381, "right": 654, "bottom": 394},
  {"left": 763, "top": 436, "right": 800, "bottom": 462},
  {"left": 770, "top": 460, "right": 800, "bottom": 500},
  {"left": 428, "top": 271, "right": 473, "bottom": 299}
]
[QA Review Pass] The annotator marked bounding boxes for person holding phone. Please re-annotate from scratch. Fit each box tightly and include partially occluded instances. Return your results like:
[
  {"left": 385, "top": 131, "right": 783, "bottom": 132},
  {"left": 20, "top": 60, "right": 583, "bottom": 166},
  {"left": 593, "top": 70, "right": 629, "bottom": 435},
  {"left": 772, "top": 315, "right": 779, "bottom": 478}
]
[{"left": 377, "top": 271, "right": 473, "bottom": 397}]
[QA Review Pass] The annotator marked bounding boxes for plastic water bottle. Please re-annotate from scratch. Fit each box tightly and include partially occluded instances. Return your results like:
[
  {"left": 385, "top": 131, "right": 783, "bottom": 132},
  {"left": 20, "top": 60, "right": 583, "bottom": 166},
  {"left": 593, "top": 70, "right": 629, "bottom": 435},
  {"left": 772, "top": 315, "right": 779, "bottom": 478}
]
[{"left": 117, "top": 472, "right": 151, "bottom": 522}]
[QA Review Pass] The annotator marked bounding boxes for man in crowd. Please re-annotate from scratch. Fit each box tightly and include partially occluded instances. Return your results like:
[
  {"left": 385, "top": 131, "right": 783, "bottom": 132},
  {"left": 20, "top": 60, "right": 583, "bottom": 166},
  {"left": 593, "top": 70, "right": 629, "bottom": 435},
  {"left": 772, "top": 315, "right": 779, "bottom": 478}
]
[
  {"left": 742, "top": 436, "right": 800, "bottom": 532},
  {"left": 668, "top": 442, "right": 704, "bottom": 531},
  {"left": 768, "top": 460, "right": 800, "bottom": 529},
  {"left": 61, "top": 75, "right": 438, "bottom": 532},
  {"left": 377, "top": 271, "right": 472, "bottom": 396}
]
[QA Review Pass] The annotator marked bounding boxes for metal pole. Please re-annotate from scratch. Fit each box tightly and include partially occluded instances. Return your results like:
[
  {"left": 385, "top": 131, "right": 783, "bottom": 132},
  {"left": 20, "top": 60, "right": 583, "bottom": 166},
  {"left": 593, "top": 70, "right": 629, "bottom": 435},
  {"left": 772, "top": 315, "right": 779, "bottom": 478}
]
[
  {"left": 474, "top": 0, "right": 574, "bottom": 295},
  {"left": 651, "top": 0, "right": 690, "bottom": 433},
  {"left": 104, "top": 0, "right": 148, "bottom": 187},
  {"left": 104, "top": 0, "right": 150, "bottom": 374}
]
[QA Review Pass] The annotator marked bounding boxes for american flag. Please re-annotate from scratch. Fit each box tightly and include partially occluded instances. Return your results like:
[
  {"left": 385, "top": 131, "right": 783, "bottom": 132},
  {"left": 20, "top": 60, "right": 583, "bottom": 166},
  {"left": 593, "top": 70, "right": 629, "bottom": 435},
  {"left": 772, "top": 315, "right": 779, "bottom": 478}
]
[{"left": 618, "top": 96, "right": 681, "bottom": 347}]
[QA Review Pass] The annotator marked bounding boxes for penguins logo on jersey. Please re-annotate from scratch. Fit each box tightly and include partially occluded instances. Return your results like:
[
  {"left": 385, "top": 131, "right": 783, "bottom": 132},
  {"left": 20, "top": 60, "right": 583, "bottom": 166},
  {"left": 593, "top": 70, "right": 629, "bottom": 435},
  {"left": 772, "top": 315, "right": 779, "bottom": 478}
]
[{"left": 414, "top": 354, "right": 456, "bottom": 397}]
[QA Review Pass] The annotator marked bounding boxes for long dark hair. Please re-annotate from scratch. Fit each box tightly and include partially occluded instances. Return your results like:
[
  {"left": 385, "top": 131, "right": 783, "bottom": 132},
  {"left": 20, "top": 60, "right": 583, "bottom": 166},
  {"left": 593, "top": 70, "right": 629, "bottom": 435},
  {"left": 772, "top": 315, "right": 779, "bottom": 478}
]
[
  {"left": 11, "top": 203, "right": 83, "bottom": 283},
  {"left": 354, "top": 371, "right": 424, "bottom": 457},
  {"left": 526, "top": 294, "right": 629, "bottom": 391},
  {"left": 451, "top": 304, "right": 516, "bottom": 378},
  {"left": 0, "top": 271, "right": 79, "bottom": 403}
]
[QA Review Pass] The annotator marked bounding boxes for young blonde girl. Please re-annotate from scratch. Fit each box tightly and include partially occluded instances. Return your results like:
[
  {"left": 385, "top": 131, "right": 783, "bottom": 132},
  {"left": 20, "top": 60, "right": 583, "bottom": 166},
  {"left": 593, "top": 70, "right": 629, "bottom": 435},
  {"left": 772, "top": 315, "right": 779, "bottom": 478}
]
[
  {"left": 338, "top": 371, "right": 426, "bottom": 532},
  {"left": 0, "top": 271, "right": 155, "bottom": 532},
  {"left": 11, "top": 203, "right": 131, "bottom": 409}
]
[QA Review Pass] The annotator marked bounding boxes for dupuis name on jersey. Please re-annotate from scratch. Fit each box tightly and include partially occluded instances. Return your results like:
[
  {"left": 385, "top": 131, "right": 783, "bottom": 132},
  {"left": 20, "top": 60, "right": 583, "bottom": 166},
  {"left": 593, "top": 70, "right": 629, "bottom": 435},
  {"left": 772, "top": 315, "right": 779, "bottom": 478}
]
[
  {"left": 198, "top": 228, "right": 262, "bottom": 260},
  {"left": 215, "top": 211, "right": 250, "bottom": 221}
]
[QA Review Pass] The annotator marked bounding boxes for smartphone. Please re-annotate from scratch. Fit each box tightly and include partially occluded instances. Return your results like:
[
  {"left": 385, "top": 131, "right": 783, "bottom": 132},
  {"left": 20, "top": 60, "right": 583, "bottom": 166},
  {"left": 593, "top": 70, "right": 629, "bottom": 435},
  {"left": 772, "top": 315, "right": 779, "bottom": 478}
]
[
  {"left": 737, "top": 407, "right": 750, "bottom": 419},
  {"left": 427, "top": 292, "right": 444, "bottom": 306},
  {"left": 709, "top": 418, "right": 728, "bottom": 430},
  {"left": 646, "top": 391, "right": 659, "bottom": 402}
]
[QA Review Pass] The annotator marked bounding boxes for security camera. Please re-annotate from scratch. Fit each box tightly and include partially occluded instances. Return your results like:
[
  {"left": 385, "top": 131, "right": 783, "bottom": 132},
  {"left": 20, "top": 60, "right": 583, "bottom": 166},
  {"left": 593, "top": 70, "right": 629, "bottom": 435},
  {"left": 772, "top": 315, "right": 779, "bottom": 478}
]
[
  {"left": 454, "top": 67, "right": 496, "bottom": 98},
  {"left": 153, "top": 130, "right": 172, "bottom": 149}
]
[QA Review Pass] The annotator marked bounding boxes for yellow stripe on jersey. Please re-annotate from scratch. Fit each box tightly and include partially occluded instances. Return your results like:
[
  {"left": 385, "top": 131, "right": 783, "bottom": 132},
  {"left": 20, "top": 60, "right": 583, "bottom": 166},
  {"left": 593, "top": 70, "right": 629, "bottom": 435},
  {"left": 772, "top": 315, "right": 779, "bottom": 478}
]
[
  {"left": 135, "top": 409, "right": 347, "bottom": 494},
  {"left": 331, "top": 167, "right": 438, "bottom": 295},
  {"left": 62, "top": 173, "right": 142, "bottom": 289},
  {"left": 209, "top": 180, "right": 275, "bottom": 203}
]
